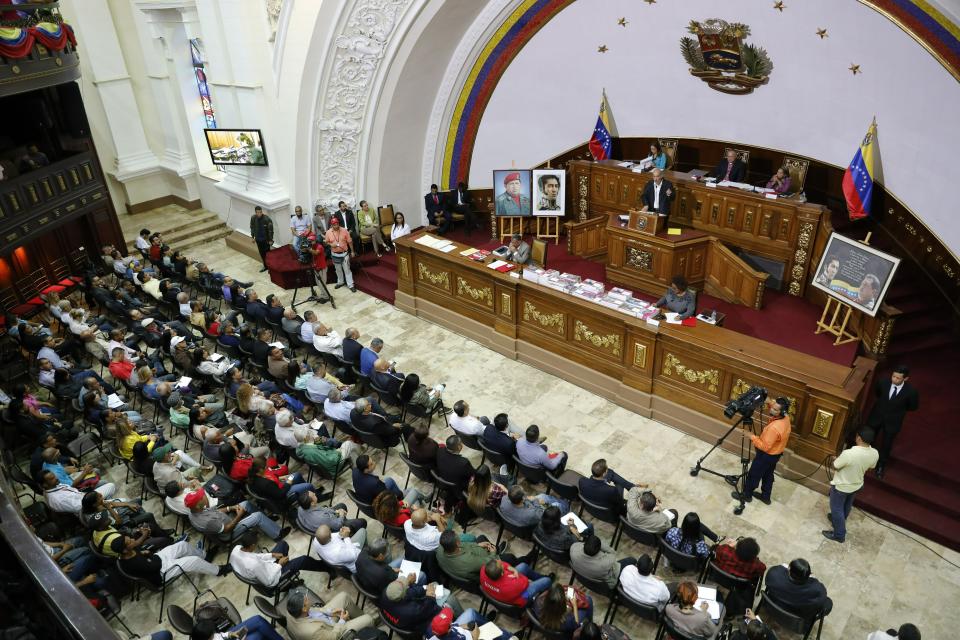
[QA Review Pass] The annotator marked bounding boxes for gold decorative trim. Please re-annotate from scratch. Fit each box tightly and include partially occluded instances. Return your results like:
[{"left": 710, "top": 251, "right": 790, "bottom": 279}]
[
  {"left": 501, "top": 292, "right": 512, "bottom": 317},
  {"left": 858, "top": 0, "right": 960, "bottom": 83},
  {"left": 633, "top": 343, "right": 648, "bottom": 368},
  {"left": 577, "top": 175, "right": 589, "bottom": 221},
  {"left": 456, "top": 277, "right": 493, "bottom": 307},
  {"left": 729, "top": 378, "right": 797, "bottom": 421},
  {"left": 398, "top": 255, "right": 409, "bottom": 280},
  {"left": 522, "top": 301, "right": 564, "bottom": 334},
  {"left": 812, "top": 409, "right": 835, "bottom": 438},
  {"left": 573, "top": 320, "right": 622, "bottom": 356},
  {"left": 417, "top": 263, "right": 448, "bottom": 289},
  {"left": 872, "top": 317, "right": 894, "bottom": 355},
  {"left": 626, "top": 246, "right": 652, "bottom": 271},
  {"left": 662, "top": 353, "right": 719, "bottom": 393},
  {"left": 788, "top": 221, "right": 815, "bottom": 297}
]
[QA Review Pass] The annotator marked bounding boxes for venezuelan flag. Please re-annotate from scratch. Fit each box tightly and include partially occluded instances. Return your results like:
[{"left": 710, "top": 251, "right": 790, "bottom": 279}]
[
  {"left": 588, "top": 91, "right": 613, "bottom": 161},
  {"left": 842, "top": 119, "right": 879, "bottom": 221}
]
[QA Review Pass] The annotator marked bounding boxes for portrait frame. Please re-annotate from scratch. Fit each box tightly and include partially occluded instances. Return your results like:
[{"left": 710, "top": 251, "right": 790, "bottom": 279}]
[
  {"left": 810, "top": 232, "right": 900, "bottom": 317},
  {"left": 493, "top": 169, "right": 533, "bottom": 217},
  {"left": 532, "top": 169, "right": 565, "bottom": 217}
]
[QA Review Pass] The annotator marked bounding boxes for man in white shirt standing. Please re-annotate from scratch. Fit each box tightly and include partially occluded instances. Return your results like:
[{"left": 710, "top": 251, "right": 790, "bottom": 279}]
[
  {"left": 822, "top": 428, "right": 880, "bottom": 543},
  {"left": 619, "top": 554, "right": 674, "bottom": 611},
  {"left": 311, "top": 523, "right": 367, "bottom": 572},
  {"left": 640, "top": 168, "right": 674, "bottom": 220}
]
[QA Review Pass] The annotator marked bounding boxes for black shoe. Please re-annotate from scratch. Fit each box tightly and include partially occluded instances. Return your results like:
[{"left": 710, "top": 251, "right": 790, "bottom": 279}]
[
  {"left": 349, "top": 287, "right": 357, "bottom": 293},
  {"left": 204, "top": 545, "right": 221, "bottom": 563},
  {"left": 547, "top": 572, "right": 556, "bottom": 582},
  {"left": 752, "top": 492, "right": 772, "bottom": 506},
  {"left": 731, "top": 490, "right": 752, "bottom": 502},
  {"left": 259, "top": 267, "right": 268, "bottom": 272},
  {"left": 821, "top": 530, "right": 844, "bottom": 543},
  {"left": 335, "top": 283, "right": 345, "bottom": 289},
  {"left": 875, "top": 466, "right": 885, "bottom": 480},
  {"left": 277, "top": 526, "right": 292, "bottom": 540},
  {"left": 217, "top": 563, "right": 233, "bottom": 576},
  {"left": 496, "top": 541, "right": 508, "bottom": 555}
]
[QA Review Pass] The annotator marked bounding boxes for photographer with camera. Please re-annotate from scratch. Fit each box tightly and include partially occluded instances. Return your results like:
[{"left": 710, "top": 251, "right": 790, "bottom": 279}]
[{"left": 731, "top": 397, "right": 792, "bottom": 506}]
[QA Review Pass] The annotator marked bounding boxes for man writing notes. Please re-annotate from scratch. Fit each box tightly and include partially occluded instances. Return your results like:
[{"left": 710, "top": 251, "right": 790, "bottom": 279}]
[
  {"left": 654, "top": 276, "right": 696, "bottom": 320},
  {"left": 640, "top": 168, "right": 674, "bottom": 220},
  {"left": 867, "top": 365, "right": 919, "bottom": 479},
  {"left": 710, "top": 149, "right": 747, "bottom": 183},
  {"left": 732, "top": 397, "right": 791, "bottom": 505}
]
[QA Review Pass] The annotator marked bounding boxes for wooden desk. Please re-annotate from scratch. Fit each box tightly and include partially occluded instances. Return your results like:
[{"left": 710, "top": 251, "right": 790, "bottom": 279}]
[
  {"left": 395, "top": 233, "right": 875, "bottom": 490},
  {"left": 567, "top": 160, "right": 828, "bottom": 297},
  {"left": 605, "top": 213, "right": 710, "bottom": 297}
]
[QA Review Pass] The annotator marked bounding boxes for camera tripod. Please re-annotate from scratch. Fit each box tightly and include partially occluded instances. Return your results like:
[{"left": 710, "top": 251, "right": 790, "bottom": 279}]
[
  {"left": 291, "top": 266, "right": 336, "bottom": 310},
  {"left": 690, "top": 413, "right": 757, "bottom": 515}
]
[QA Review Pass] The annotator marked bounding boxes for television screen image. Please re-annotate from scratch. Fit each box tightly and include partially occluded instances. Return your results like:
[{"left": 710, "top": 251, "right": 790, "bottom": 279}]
[
  {"left": 809, "top": 233, "right": 900, "bottom": 317},
  {"left": 532, "top": 169, "right": 565, "bottom": 217},
  {"left": 493, "top": 169, "right": 532, "bottom": 216},
  {"left": 204, "top": 129, "right": 268, "bottom": 166}
]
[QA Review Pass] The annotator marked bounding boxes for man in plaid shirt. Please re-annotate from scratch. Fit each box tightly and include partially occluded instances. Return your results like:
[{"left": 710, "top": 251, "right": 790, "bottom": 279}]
[{"left": 713, "top": 537, "right": 766, "bottom": 581}]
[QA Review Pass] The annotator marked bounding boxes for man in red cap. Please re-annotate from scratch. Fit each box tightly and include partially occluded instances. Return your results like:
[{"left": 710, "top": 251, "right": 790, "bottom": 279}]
[
  {"left": 430, "top": 606, "right": 510, "bottom": 640},
  {"left": 495, "top": 172, "right": 531, "bottom": 216},
  {"left": 323, "top": 217, "right": 356, "bottom": 293},
  {"left": 186, "top": 487, "right": 290, "bottom": 544}
]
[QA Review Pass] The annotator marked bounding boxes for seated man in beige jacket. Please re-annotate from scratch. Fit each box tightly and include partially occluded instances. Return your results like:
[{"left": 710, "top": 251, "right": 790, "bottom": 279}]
[{"left": 284, "top": 586, "right": 376, "bottom": 640}]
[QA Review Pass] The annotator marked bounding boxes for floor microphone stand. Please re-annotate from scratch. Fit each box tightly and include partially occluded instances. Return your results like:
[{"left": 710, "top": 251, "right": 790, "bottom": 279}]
[{"left": 690, "top": 413, "right": 755, "bottom": 515}]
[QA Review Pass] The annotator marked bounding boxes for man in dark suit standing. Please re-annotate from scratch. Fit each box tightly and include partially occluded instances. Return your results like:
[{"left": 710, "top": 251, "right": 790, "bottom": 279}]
[
  {"left": 640, "top": 169, "right": 674, "bottom": 220},
  {"left": 709, "top": 149, "right": 747, "bottom": 183},
  {"left": 867, "top": 365, "right": 919, "bottom": 478},
  {"left": 446, "top": 181, "right": 475, "bottom": 235},
  {"left": 333, "top": 201, "right": 361, "bottom": 248},
  {"left": 424, "top": 184, "right": 450, "bottom": 235}
]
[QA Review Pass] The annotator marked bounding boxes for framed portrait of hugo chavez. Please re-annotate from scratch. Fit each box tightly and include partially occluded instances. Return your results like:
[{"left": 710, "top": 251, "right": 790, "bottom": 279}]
[
  {"left": 532, "top": 169, "right": 565, "bottom": 217},
  {"left": 493, "top": 169, "right": 532, "bottom": 216},
  {"left": 810, "top": 232, "right": 900, "bottom": 317}
]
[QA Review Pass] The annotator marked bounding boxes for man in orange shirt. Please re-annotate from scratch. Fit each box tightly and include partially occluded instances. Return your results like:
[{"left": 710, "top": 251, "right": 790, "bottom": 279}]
[{"left": 733, "top": 397, "right": 791, "bottom": 506}]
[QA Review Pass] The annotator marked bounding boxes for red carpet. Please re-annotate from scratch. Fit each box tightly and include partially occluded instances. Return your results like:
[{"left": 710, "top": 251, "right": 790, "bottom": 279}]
[{"left": 355, "top": 220, "right": 960, "bottom": 549}]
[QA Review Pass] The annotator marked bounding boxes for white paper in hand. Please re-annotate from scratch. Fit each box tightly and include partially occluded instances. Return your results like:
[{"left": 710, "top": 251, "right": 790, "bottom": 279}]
[
  {"left": 562, "top": 512, "right": 589, "bottom": 533},
  {"left": 696, "top": 598, "right": 721, "bottom": 621},
  {"left": 177, "top": 376, "right": 192, "bottom": 389},
  {"left": 398, "top": 560, "right": 421, "bottom": 581},
  {"left": 106, "top": 393, "right": 124, "bottom": 409},
  {"left": 477, "top": 622, "right": 502, "bottom": 640}
]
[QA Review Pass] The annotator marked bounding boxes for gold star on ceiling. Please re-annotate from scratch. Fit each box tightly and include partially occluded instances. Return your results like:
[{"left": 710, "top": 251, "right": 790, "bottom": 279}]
[
  {"left": 598, "top": 45, "right": 609, "bottom": 53},
  {"left": 816, "top": 28, "right": 828, "bottom": 39},
  {"left": 773, "top": 1, "right": 786, "bottom": 11},
  {"left": 849, "top": 63, "right": 861, "bottom": 75},
  {"left": 617, "top": 17, "right": 628, "bottom": 27}
]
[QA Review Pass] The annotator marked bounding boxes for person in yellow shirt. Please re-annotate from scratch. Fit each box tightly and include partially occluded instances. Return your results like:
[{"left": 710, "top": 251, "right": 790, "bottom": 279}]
[{"left": 732, "top": 397, "right": 791, "bottom": 506}]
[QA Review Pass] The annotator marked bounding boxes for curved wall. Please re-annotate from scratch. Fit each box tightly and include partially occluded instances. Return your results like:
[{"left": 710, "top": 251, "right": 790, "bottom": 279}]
[{"left": 453, "top": 0, "right": 960, "bottom": 255}]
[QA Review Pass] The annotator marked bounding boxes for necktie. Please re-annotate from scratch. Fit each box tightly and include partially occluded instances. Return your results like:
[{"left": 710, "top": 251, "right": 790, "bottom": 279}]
[
  {"left": 725, "top": 161, "right": 733, "bottom": 181},
  {"left": 433, "top": 195, "right": 438, "bottom": 205},
  {"left": 890, "top": 385, "right": 898, "bottom": 399}
]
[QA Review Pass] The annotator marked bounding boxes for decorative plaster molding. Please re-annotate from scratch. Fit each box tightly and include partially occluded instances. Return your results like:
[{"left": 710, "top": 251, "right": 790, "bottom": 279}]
[
  {"left": 266, "top": 0, "right": 283, "bottom": 43},
  {"left": 420, "top": 0, "right": 515, "bottom": 194},
  {"left": 312, "top": 0, "right": 414, "bottom": 210}
]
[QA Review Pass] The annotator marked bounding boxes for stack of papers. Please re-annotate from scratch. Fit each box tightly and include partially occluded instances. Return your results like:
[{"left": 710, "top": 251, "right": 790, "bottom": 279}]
[
  {"left": 523, "top": 266, "right": 545, "bottom": 283},
  {"left": 487, "top": 260, "right": 514, "bottom": 272},
  {"left": 414, "top": 234, "right": 456, "bottom": 251},
  {"left": 478, "top": 622, "right": 503, "bottom": 640},
  {"left": 268, "top": 342, "right": 285, "bottom": 349}
]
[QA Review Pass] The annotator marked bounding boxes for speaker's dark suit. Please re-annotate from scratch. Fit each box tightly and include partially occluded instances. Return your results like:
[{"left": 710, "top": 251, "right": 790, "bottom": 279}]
[
  {"left": 867, "top": 378, "right": 919, "bottom": 466},
  {"left": 446, "top": 188, "right": 476, "bottom": 234},
  {"left": 640, "top": 179, "right": 674, "bottom": 217},
  {"left": 710, "top": 158, "right": 746, "bottom": 182},
  {"left": 424, "top": 192, "right": 445, "bottom": 226}
]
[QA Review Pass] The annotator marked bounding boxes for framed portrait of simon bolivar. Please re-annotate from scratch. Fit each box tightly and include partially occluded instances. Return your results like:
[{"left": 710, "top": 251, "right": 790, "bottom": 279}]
[
  {"left": 810, "top": 232, "right": 900, "bottom": 317},
  {"left": 493, "top": 169, "right": 532, "bottom": 216},
  {"left": 532, "top": 169, "right": 565, "bottom": 217}
]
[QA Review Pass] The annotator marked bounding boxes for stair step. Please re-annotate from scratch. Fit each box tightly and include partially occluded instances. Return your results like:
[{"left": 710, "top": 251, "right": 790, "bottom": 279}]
[
  {"left": 173, "top": 225, "right": 233, "bottom": 252},
  {"left": 856, "top": 485, "right": 960, "bottom": 552},
  {"left": 123, "top": 211, "right": 222, "bottom": 251},
  {"left": 885, "top": 332, "right": 956, "bottom": 357},
  {"left": 863, "top": 469, "right": 960, "bottom": 520}
]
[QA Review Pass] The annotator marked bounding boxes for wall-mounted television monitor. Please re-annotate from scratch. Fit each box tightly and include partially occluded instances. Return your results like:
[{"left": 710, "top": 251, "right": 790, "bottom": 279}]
[{"left": 203, "top": 129, "right": 268, "bottom": 166}]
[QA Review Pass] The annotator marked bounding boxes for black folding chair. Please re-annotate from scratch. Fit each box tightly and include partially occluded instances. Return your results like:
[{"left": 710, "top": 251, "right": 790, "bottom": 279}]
[
  {"left": 754, "top": 591, "right": 825, "bottom": 640},
  {"left": 613, "top": 515, "right": 661, "bottom": 551},
  {"left": 653, "top": 536, "right": 701, "bottom": 576},
  {"left": 578, "top": 495, "right": 622, "bottom": 545},
  {"left": 609, "top": 584, "right": 661, "bottom": 627},
  {"left": 399, "top": 452, "right": 435, "bottom": 491},
  {"left": 571, "top": 568, "right": 618, "bottom": 624}
]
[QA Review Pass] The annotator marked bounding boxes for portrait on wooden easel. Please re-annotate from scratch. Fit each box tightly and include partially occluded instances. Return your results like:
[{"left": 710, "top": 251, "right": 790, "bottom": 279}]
[
  {"left": 493, "top": 169, "right": 532, "bottom": 216},
  {"left": 532, "top": 169, "right": 565, "bottom": 217},
  {"left": 810, "top": 233, "right": 900, "bottom": 317}
]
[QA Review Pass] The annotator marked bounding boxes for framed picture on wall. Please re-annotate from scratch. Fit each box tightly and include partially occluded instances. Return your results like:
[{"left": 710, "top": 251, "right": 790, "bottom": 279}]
[
  {"left": 493, "top": 169, "right": 532, "bottom": 216},
  {"left": 532, "top": 169, "right": 565, "bottom": 217},
  {"left": 809, "top": 233, "right": 900, "bottom": 317}
]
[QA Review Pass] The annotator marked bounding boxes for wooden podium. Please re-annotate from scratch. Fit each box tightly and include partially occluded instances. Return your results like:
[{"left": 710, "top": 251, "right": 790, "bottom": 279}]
[{"left": 628, "top": 209, "right": 664, "bottom": 235}]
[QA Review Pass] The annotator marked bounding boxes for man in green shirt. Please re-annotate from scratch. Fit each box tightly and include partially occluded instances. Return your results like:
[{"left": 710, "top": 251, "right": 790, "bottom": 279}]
[
  {"left": 823, "top": 428, "right": 879, "bottom": 543},
  {"left": 436, "top": 529, "right": 532, "bottom": 582}
]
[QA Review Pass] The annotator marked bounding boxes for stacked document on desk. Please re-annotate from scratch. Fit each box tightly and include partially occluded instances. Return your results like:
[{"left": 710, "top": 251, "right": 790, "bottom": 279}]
[
  {"left": 459, "top": 247, "right": 478, "bottom": 256},
  {"left": 467, "top": 249, "right": 491, "bottom": 261},
  {"left": 609, "top": 287, "right": 633, "bottom": 300},
  {"left": 717, "top": 180, "right": 757, "bottom": 192},
  {"left": 487, "top": 260, "right": 515, "bottom": 272},
  {"left": 695, "top": 586, "right": 722, "bottom": 621},
  {"left": 523, "top": 266, "right": 546, "bottom": 282},
  {"left": 414, "top": 234, "right": 456, "bottom": 251}
]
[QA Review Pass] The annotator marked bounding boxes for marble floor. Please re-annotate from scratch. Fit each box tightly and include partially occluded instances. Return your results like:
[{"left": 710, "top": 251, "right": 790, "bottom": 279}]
[{"left": 82, "top": 210, "right": 956, "bottom": 639}]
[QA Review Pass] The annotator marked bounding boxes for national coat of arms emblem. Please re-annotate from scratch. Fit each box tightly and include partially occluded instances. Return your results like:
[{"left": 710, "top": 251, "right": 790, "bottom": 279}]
[{"left": 680, "top": 19, "right": 773, "bottom": 95}]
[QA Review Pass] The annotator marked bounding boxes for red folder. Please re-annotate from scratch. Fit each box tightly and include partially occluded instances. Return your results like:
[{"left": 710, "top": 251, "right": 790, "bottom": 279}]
[{"left": 681, "top": 317, "right": 697, "bottom": 327}]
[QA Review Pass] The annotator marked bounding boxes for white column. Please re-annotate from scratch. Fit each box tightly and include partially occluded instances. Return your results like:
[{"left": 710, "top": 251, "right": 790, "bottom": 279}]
[{"left": 62, "top": 0, "right": 160, "bottom": 189}]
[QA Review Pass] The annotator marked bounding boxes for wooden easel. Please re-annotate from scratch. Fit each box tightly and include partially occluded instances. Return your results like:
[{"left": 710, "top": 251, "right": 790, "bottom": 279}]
[
  {"left": 536, "top": 216, "right": 561, "bottom": 244},
  {"left": 814, "top": 232, "right": 872, "bottom": 345},
  {"left": 498, "top": 216, "right": 523, "bottom": 242},
  {"left": 815, "top": 297, "right": 860, "bottom": 345}
]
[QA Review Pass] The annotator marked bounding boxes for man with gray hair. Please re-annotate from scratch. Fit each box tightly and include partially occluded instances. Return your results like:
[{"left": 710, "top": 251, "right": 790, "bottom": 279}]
[
  {"left": 296, "top": 490, "right": 365, "bottom": 535},
  {"left": 359, "top": 337, "right": 385, "bottom": 376},
  {"left": 356, "top": 537, "right": 426, "bottom": 593},
  {"left": 281, "top": 308, "right": 302, "bottom": 336},
  {"left": 324, "top": 387, "right": 355, "bottom": 423},
  {"left": 299, "top": 310, "right": 317, "bottom": 344},
  {"left": 503, "top": 233, "right": 530, "bottom": 265},
  {"left": 176, "top": 291, "right": 192, "bottom": 318},
  {"left": 342, "top": 327, "right": 363, "bottom": 364},
  {"left": 313, "top": 323, "right": 343, "bottom": 358},
  {"left": 350, "top": 396, "right": 410, "bottom": 446}
]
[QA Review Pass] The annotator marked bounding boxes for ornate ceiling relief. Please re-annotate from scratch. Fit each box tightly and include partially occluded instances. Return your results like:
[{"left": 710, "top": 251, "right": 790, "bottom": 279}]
[{"left": 315, "top": 0, "right": 413, "bottom": 209}]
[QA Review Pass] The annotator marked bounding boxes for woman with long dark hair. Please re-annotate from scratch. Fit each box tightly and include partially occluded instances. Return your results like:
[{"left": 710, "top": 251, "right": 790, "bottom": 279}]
[
  {"left": 532, "top": 582, "right": 593, "bottom": 637},
  {"left": 398, "top": 373, "right": 442, "bottom": 410},
  {"left": 664, "top": 511, "right": 717, "bottom": 559},
  {"left": 466, "top": 464, "right": 507, "bottom": 515}
]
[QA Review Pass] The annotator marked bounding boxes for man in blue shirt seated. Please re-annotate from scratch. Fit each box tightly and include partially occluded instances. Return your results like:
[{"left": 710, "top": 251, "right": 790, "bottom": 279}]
[
  {"left": 516, "top": 425, "right": 567, "bottom": 472},
  {"left": 654, "top": 275, "right": 697, "bottom": 320},
  {"left": 359, "top": 337, "right": 385, "bottom": 376}
]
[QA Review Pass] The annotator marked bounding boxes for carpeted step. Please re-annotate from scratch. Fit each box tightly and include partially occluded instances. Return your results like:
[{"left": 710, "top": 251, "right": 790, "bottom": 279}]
[
  {"left": 890, "top": 314, "right": 953, "bottom": 339},
  {"left": 885, "top": 331, "right": 956, "bottom": 357},
  {"left": 862, "top": 469, "right": 960, "bottom": 520},
  {"left": 856, "top": 483, "right": 960, "bottom": 552}
]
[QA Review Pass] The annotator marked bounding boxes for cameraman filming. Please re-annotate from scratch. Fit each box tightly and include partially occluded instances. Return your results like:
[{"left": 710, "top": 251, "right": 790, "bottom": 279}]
[{"left": 732, "top": 397, "right": 792, "bottom": 506}]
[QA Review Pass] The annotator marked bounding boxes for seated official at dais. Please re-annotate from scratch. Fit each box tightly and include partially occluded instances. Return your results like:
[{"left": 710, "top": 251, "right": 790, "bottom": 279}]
[{"left": 654, "top": 275, "right": 696, "bottom": 320}]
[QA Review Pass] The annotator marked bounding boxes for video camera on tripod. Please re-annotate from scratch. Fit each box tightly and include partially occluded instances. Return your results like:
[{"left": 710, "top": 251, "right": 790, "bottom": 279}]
[{"left": 723, "top": 386, "right": 768, "bottom": 419}]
